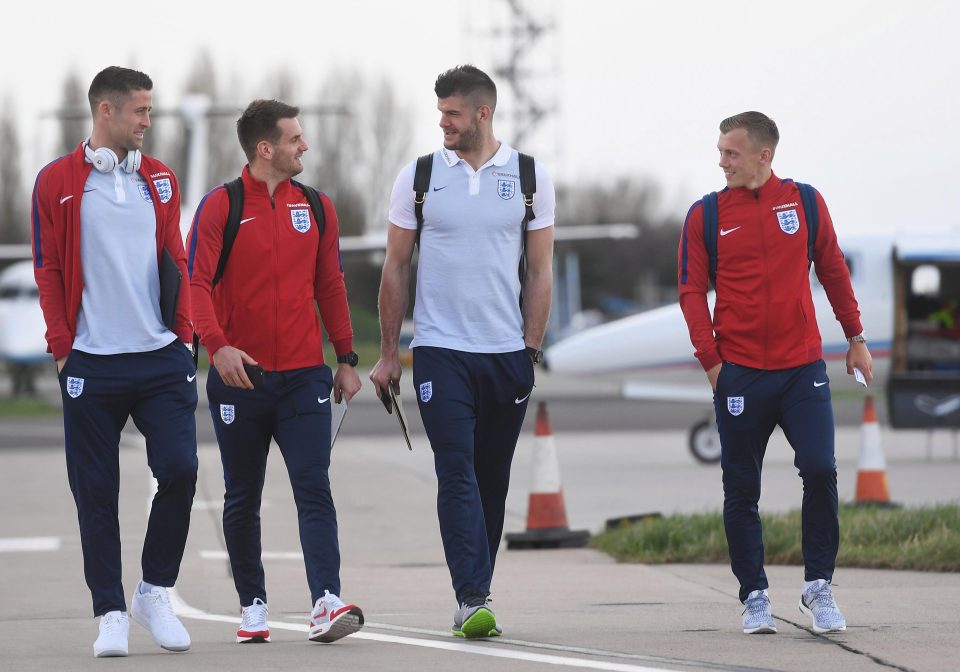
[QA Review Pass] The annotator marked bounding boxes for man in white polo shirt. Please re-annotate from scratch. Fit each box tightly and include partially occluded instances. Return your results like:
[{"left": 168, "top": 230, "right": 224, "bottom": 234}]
[{"left": 371, "top": 64, "right": 555, "bottom": 638}]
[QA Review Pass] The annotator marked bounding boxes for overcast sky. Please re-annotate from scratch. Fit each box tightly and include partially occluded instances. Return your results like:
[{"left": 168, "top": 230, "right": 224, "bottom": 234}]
[{"left": 3, "top": 0, "right": 957, "bottom": 234}]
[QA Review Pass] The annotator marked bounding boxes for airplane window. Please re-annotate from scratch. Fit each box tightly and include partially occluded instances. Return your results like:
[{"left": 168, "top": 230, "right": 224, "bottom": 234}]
[{"left": 911, "top": 264, "right": 941, "bottom": 296}]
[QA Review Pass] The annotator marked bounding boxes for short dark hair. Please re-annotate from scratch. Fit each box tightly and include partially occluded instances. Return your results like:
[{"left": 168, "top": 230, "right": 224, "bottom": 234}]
[
  {"left": 88, "top": 66, "right": 152, "bottom": 113},
  {"left": 434, "top": 65, "right": 497, "bottom": 111},
  {"left": 719, "top": 111, "right": 780, "bottom": 155},
  {"left": 236, "top": 99, "right": 300, "bottom": 162}
]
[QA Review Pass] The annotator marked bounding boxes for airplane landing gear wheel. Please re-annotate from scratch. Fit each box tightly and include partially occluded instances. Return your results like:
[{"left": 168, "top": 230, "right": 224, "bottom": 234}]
[{"left": 689, "top": 419, "right": 721, "bottom": 464}]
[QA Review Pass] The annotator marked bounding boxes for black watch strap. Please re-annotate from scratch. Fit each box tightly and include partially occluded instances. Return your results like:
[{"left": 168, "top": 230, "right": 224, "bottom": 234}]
[
  {"left": 525, "top": 346, "right": 543, "bottom": 365},
  {"left": 337, "top": 351, "right": 359, "bottom": 367}
]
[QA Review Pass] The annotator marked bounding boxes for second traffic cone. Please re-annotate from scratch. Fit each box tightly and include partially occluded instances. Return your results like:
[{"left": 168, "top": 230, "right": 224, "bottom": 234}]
[
  {"left": 506, "top": 402, "right": 590, "bottom": 550},
  {"left": 855, "top": 396, "right": 890, "bottom": 504}
]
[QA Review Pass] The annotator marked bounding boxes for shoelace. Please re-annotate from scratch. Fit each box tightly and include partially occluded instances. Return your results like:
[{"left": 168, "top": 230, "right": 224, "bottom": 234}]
[
  {"left": 808, "top": 584, "right": 839, "bottom": 611},
  {"left": 743, "top": 594, "right": 770, "bottom": 619},
  {"left": 143, "top": 589, "right": 180, "bottom": 624},
  {"left": 101, "top": 612, "right": 127, "bottom": 635},
  {"left": 242, "top": 599, "right": 268, "bottom": 629}
]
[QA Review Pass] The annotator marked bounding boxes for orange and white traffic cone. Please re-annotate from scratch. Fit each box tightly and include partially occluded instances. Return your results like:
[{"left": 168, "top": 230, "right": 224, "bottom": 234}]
[
  {"left": 506, "top": 402, "right": 590, "bottom": 550},
  {"left": 855, "top": 396, "right": 890, "bottom": 504}
]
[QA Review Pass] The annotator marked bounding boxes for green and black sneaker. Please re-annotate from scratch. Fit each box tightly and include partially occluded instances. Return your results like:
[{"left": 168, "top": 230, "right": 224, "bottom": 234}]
[{"left": 452, "top": 594, "right": 501, "bottom": 639}]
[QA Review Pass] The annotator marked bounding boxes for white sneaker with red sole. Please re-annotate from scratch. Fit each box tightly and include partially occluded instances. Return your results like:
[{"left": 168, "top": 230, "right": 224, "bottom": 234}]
[
  {"left": 308, "top": 590, "right": 363, "bottom": 643},
  {"left": 237, "top": 597, "right": 270, "bottom": 643}
]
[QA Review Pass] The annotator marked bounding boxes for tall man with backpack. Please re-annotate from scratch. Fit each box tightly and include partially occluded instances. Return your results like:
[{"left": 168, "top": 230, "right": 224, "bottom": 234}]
[
  {"left": 678, "top": 111, "right": 873, "bottom": 635},
  {"left": 187, "top": 99, "right": 363, "bottom": 645},
  {"left": 370, "top": 65, "right": 555, "bottom": 638}
]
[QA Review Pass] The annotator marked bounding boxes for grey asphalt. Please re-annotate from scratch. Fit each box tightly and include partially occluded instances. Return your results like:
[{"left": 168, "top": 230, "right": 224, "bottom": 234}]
[{"left": 1, "top": 370, "right": 959, "bottom": 671}]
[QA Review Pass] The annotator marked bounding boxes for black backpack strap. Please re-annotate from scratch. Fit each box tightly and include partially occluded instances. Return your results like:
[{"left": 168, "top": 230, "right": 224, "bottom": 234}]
[
  {"left": 413, "top": 153, "right": 434, "bottom": 247},
  {"left": 517, "top": 152, "right": 537, "bottom": 307},
  {"left": 796, "top": 182, "right": 819, "bottom": 267},
  {"left": 291, "top": 179, "right": 326, "bottom": 237},
  {"left": 701, "top": 191, "right": 719, "bottom": 287},
  {"left": 213, "top": 177, "right": 245, "bottom": 289}
]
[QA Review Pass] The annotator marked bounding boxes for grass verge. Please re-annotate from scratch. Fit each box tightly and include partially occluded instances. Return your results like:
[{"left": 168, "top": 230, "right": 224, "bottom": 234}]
[
  {"left": 0, "top": 396, "right": 59, "bottom": 417},
  {"left": 594, "top": 503, "right": 960, "bottom": 572}
]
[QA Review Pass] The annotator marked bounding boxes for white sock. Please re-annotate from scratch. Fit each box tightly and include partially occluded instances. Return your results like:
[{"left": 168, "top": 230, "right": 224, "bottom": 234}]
[
  {"left": 139, "top": 580, "right": 158, "bottom": 594},
  {"left": 747, "top": 589, "right": 768, "bottom": 600},
  {"left": 803, "top": 579, "right": 826, "bottom": 593}
]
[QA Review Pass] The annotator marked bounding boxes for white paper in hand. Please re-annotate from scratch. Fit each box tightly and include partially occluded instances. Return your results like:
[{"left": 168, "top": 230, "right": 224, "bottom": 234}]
[
  {"left": 853, "top": 367, "right": 867, "bottom": 387},
  {"left": 331, "top": 398, "right": 348, "bottom": 448}
]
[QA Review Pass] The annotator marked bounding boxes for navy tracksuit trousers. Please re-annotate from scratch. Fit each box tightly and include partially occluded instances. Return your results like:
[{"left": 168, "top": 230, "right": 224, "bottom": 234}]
[
  {"left": 413, "top": 346, "right": 535, "bottom": 604},
  {"left": 714, "top": 359, "right": 839, "bottom": 603},
  {"left": 207, "top": 364, "right": 339, "bottom": 607},
  {"left": 58, "top": 340, "right": 198, "bottom": 616}
]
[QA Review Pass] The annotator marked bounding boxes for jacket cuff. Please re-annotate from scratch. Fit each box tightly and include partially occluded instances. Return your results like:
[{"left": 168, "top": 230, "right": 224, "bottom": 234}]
[
  {"left": 841, "top": 320, "right": 864, "bottom": 340},
  {"left": 50, "top": 339, "right": 72, "bottom": 361},
  {"left": 203, "top": 333, "right": 230, "bottom": 359},
  {"left": 331, "top": 339, "right": 354, "bottom": 358},
  {"left": 696, "top": 349, "right": 723, "bottom": 372}
]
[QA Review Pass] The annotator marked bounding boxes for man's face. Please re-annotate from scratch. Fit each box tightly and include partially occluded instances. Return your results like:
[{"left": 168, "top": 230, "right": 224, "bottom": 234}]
[
  {"left": 717, "top": 128, "right": 767, "bottom": 189},
  {"left": 267, "top": 117, "right": 308, "bottom": 178},
  {"left": 438, "top": 95, "right": 481, "bottom": 152},
  {"left": 107, "top": 89, "right": 152, "bottom": 152}
]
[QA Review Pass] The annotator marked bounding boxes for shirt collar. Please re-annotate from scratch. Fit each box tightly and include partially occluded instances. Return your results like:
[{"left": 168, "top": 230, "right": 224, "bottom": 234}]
[{"left": 439, "top": 142, "right": 514, "bottom": 170}]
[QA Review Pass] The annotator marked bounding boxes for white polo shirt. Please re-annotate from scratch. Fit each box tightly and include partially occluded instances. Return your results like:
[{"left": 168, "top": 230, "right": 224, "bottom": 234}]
[
  {"left": 74, "top": 160, "right": 175, "bottom": 354},
  {"left": 388, "top": 143, "right": 555, "bottom": 353}
]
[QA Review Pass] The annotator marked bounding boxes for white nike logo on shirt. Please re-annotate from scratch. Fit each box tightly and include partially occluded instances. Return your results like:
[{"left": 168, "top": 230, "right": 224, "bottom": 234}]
[
  {"left": 515, "top": 393, "right": 531, "bottom": 404},
  {"left": 318, "top": 396, "right": 330, "bottom": 404},
  {"left": 60, "top": 195, "right": 74, "bottom": 204},
  {"left": 719, "top": 226, "right": 741, "bottom": 236},
  {"left": 187, "top": 373, "right": 197, "bottom": 382},
  {"left": 240, "top": 217, "right": 256, "bottom": 225},
  {"left": 814, "top": 381, "right": 827, "bottom": 387}
]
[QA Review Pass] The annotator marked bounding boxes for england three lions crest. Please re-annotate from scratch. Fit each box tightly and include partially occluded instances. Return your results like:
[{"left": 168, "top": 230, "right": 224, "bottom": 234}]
[
  {"left": 220, "top": 404, "right": 235, "bottom": 425},
  {"left": 66, "top": 376, "right": 84, "bottom": 398},
  {"left": 727, "top": 396, "right": 744, "bottom": 416},
  {"left": 498, "top": 179, "right": 516, "bottom": 200},
  {"left": 419, "top": 381, "right": 433, "bottom": 403},
  {"left": 153, "top": 178, "right": 173, "bottom": 204},
  {"left": 776, "top": 209, "right": 800, "bottom": 235},
  {"left": 290, "top": 208, "right": 311, "bottom": 233}
]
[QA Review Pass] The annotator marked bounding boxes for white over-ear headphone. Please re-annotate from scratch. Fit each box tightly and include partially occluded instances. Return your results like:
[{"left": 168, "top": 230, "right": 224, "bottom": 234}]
[{"left": 84, "top": 141, "right": 141, "bottom": 174}]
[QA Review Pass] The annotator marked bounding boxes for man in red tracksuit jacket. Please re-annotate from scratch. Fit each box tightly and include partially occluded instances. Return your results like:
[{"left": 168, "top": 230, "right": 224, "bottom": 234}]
[
  {"left": 32, "top": 66, "right": 197, "bottom": 657},
  {"left": 187, "top": 99, "right": 363, "bottom": 645},
  {"left": 678, "top": 111, "right": 873, "bottom": 636}
]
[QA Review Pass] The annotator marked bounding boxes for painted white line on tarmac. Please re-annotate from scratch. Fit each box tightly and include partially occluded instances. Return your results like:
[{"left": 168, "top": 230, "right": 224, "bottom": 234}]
[
  {"left": 167, "top": 589, "right": 680, "bottom": 672},
  {"left": 0, "top": 536, "right": 60, "bottom": 552}
]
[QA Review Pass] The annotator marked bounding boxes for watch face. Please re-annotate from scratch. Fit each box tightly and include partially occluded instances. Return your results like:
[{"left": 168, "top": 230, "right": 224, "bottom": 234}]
[{"left": 338, "top": 352, "right": 359, "bottom": 367}]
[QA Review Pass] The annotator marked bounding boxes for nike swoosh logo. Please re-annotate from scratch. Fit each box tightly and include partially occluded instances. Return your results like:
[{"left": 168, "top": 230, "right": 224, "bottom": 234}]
[
  {"left": 719, "top": 227, "right": 741, "bottom": 236},
  {"left": 83, "top": 188, "right": 96, "bottom": 193},
  {"left": 314, "top": 606, "right": 328, "bottom": 618},
  {"left": 432, "top": 186, "right": 447, "bottom": 191},
  {"left": 240, "top": 217, "right": 256, "bottom": 225},
  {"left": 187, "top": 373, "right": 197, "bottom": 382},
  {"left": 318, "top": 396, "right": 330, "bottom": 404},
  {"left": 515, "top": 393, "right": 531, "bottom": 404},
  {"left": 814, "top": 381, "right": 827, "bottom": 387},
  {"left": 59, "top": 195, "right": 74, "bottom": 204}
]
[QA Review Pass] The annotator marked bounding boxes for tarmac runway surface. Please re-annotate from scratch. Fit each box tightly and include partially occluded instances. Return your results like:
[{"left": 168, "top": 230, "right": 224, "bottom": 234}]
[{"left": 2, "top": 369, "right": 959, "bottom": 671}]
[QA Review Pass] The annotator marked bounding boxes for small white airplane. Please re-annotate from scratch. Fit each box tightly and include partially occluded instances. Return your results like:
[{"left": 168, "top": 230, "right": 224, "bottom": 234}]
[
  {"left": 0, "top": 260, "right": 48, "bottom": 395},
  {"left": 544, "top": 232, "right": 960, "bottom": 462}
]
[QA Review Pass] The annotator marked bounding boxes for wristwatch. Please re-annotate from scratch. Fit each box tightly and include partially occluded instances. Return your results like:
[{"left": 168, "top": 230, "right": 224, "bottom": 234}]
[
  {"left": 847, "top": 332, "right": 867, "bottom": 345},
  {"left": 336, "top": 351, "right": 359, "bottom": 367},
  {"left": 525, "top": 346, "right": 544, "bottom": 365}
]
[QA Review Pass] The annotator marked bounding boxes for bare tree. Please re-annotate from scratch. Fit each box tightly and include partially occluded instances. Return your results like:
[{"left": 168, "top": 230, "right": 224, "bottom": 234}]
[
  {"left": 57, "top": 72, "right": 88, "bottom": 156},
  {"left": 0, "top": 98, "right": 27, "bottom": 243}
]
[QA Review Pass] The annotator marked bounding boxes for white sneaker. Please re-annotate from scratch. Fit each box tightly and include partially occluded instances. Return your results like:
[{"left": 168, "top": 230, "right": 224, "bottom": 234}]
[
  {"left": 130, "top": 582, "right": 191, "bottom": 651},
  {"left": 93, "top": 611, "right": 129, "bottom": 657},
  {"left": 799, "top": 579, "right": 847, "bottom": 634},
  {"left": 308, "top": 590, "right": 364, "bottom": 643},
  {"left": 237, "top": 597, "right": 270, "bottom": 643},
  {"left": 741, "top": 590, "right": 777, "bottom": 634}
]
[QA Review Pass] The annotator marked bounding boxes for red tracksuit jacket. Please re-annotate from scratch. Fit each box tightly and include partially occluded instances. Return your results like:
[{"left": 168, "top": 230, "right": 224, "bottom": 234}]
[
  {"left": 678, "top": 173, "right": 863, "bottom": 372},
  {"left": 31, "top": 144, "right": 191, "bottom": 360},
  {"left": 187, "top": 166, "right": 353, "bottom": 371}
]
